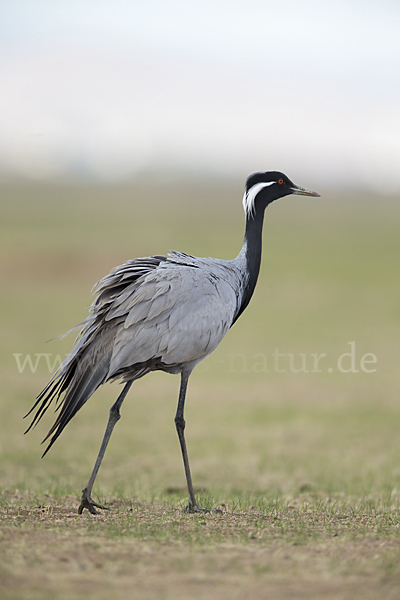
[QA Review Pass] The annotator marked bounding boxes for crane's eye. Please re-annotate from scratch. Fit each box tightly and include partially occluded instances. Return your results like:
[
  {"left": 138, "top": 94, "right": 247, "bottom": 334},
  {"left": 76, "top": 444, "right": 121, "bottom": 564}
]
[{"left": 278, "top": 179, "right": 284, "bottom": 185}]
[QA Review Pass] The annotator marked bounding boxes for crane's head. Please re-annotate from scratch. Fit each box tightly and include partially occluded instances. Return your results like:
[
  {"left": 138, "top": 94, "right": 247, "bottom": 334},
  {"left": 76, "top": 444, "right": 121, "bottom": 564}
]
[{"left": 243, "top": 171, "right": 320, "bottom": 219}]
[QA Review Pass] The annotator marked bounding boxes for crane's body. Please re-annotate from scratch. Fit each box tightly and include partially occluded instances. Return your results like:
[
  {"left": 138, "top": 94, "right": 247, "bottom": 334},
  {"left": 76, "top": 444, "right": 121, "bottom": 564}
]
[{"left": 26, "top": 171, "right": 319, "bottom": 514}]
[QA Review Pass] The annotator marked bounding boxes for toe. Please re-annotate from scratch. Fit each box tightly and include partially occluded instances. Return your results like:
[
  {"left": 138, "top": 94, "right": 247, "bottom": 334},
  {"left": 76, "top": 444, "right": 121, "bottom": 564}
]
[{"left": 184, "top": 503, "right": 209, "bottom": 514}]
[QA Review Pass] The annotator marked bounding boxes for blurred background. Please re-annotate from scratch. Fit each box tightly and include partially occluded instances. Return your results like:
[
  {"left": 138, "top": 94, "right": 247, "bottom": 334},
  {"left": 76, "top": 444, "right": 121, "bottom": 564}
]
[
  {"left": 1, "top": 1, "right": 400, "bottom": 502},
  {"left": 1, "top": 0, "right": 400, "bottom": 189}
]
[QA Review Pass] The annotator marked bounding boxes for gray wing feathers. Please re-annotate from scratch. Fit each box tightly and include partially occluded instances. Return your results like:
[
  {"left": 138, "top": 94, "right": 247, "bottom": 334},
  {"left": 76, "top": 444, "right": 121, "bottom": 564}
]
[
  {"left": 27, "top": 252, "right": 241, "bottom": 452},
  {"left": 108, "top": 262, "right": 237, "bottom": 373}
]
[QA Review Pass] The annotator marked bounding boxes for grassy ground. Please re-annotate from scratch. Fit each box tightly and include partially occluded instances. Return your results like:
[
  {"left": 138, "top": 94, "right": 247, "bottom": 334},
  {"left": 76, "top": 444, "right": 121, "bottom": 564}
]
[{"left": 1, "top": 177, "right": 400, "bottom": 599}]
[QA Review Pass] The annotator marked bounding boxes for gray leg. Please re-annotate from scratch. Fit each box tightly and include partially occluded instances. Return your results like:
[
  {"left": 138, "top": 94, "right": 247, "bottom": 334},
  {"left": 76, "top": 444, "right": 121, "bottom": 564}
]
[
  {"left": 174, "top": 371, "right": 204, "bottom": 513},
  {"left": 78, "top": 381, "right": 133, "bottom": 515}
]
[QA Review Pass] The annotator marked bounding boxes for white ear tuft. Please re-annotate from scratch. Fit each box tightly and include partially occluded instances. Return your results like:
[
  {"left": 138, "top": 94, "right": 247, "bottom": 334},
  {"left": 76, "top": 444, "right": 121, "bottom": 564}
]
[{"left": 242, "top": 181, "right": 275, "bottom": 218}]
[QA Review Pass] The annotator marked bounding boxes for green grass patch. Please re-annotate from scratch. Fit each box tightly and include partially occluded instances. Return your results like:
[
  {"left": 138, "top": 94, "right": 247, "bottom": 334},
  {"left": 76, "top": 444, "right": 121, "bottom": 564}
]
[{"left": 1, "top": 178, "right": 400, "bottom": 599}]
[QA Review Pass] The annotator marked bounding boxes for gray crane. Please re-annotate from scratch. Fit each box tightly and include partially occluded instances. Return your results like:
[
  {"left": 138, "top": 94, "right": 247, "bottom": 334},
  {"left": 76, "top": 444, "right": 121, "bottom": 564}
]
[{"left": 26, "top": 171, "right": 319, "bottom": 515}]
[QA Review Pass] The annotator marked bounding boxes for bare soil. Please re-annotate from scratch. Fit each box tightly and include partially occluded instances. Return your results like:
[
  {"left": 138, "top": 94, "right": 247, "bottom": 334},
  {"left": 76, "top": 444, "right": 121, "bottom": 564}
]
[{"left": 1, "top": 492, "right": 400, "bottom": 600}]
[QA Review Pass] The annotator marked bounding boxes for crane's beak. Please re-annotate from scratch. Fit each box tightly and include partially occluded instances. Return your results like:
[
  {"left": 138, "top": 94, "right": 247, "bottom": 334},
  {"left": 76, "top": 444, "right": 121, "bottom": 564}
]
[{"left": 290, "top": 184, "right": 320, "bottom": 197}]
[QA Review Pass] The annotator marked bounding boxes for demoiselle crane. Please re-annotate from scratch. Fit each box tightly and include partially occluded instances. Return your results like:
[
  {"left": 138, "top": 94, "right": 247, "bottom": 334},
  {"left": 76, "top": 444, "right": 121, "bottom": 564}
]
[{"left": 26, "top": 171, "right": 320, "bottom": 514}]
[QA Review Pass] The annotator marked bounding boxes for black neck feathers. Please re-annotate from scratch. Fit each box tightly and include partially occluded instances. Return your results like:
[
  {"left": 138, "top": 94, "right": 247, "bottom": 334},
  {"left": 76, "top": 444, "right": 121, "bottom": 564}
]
[{"left": 231, "top": 209, "right": 265, "bottom": 326}]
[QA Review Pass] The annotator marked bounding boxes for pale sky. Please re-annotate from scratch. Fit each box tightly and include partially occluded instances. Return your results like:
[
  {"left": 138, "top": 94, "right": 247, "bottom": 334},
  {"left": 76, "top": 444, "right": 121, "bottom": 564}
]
[{"left": 1, "top": 0, "right": 399, "bottom": 189}]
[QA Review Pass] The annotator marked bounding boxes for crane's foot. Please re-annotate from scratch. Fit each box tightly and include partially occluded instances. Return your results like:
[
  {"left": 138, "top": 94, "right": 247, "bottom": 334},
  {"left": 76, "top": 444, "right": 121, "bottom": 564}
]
[
  {"left": 184, "top": 503, "right": 209, "bottom": 514},
  {"left": 78, "top": 489, "right": 110, "bottom": 515}
]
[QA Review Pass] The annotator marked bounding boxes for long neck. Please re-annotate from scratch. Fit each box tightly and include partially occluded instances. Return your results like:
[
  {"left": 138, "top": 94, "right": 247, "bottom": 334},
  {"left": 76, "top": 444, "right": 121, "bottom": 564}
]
[{"left": 231, "top": 208, "right": 265, "bottom": 325}]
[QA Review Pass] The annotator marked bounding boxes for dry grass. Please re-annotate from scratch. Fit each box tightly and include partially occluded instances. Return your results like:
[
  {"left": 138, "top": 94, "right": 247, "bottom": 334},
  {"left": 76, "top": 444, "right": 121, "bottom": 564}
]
[{"left": 2, "top": 491, "right": 400, "bottom": 600}]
